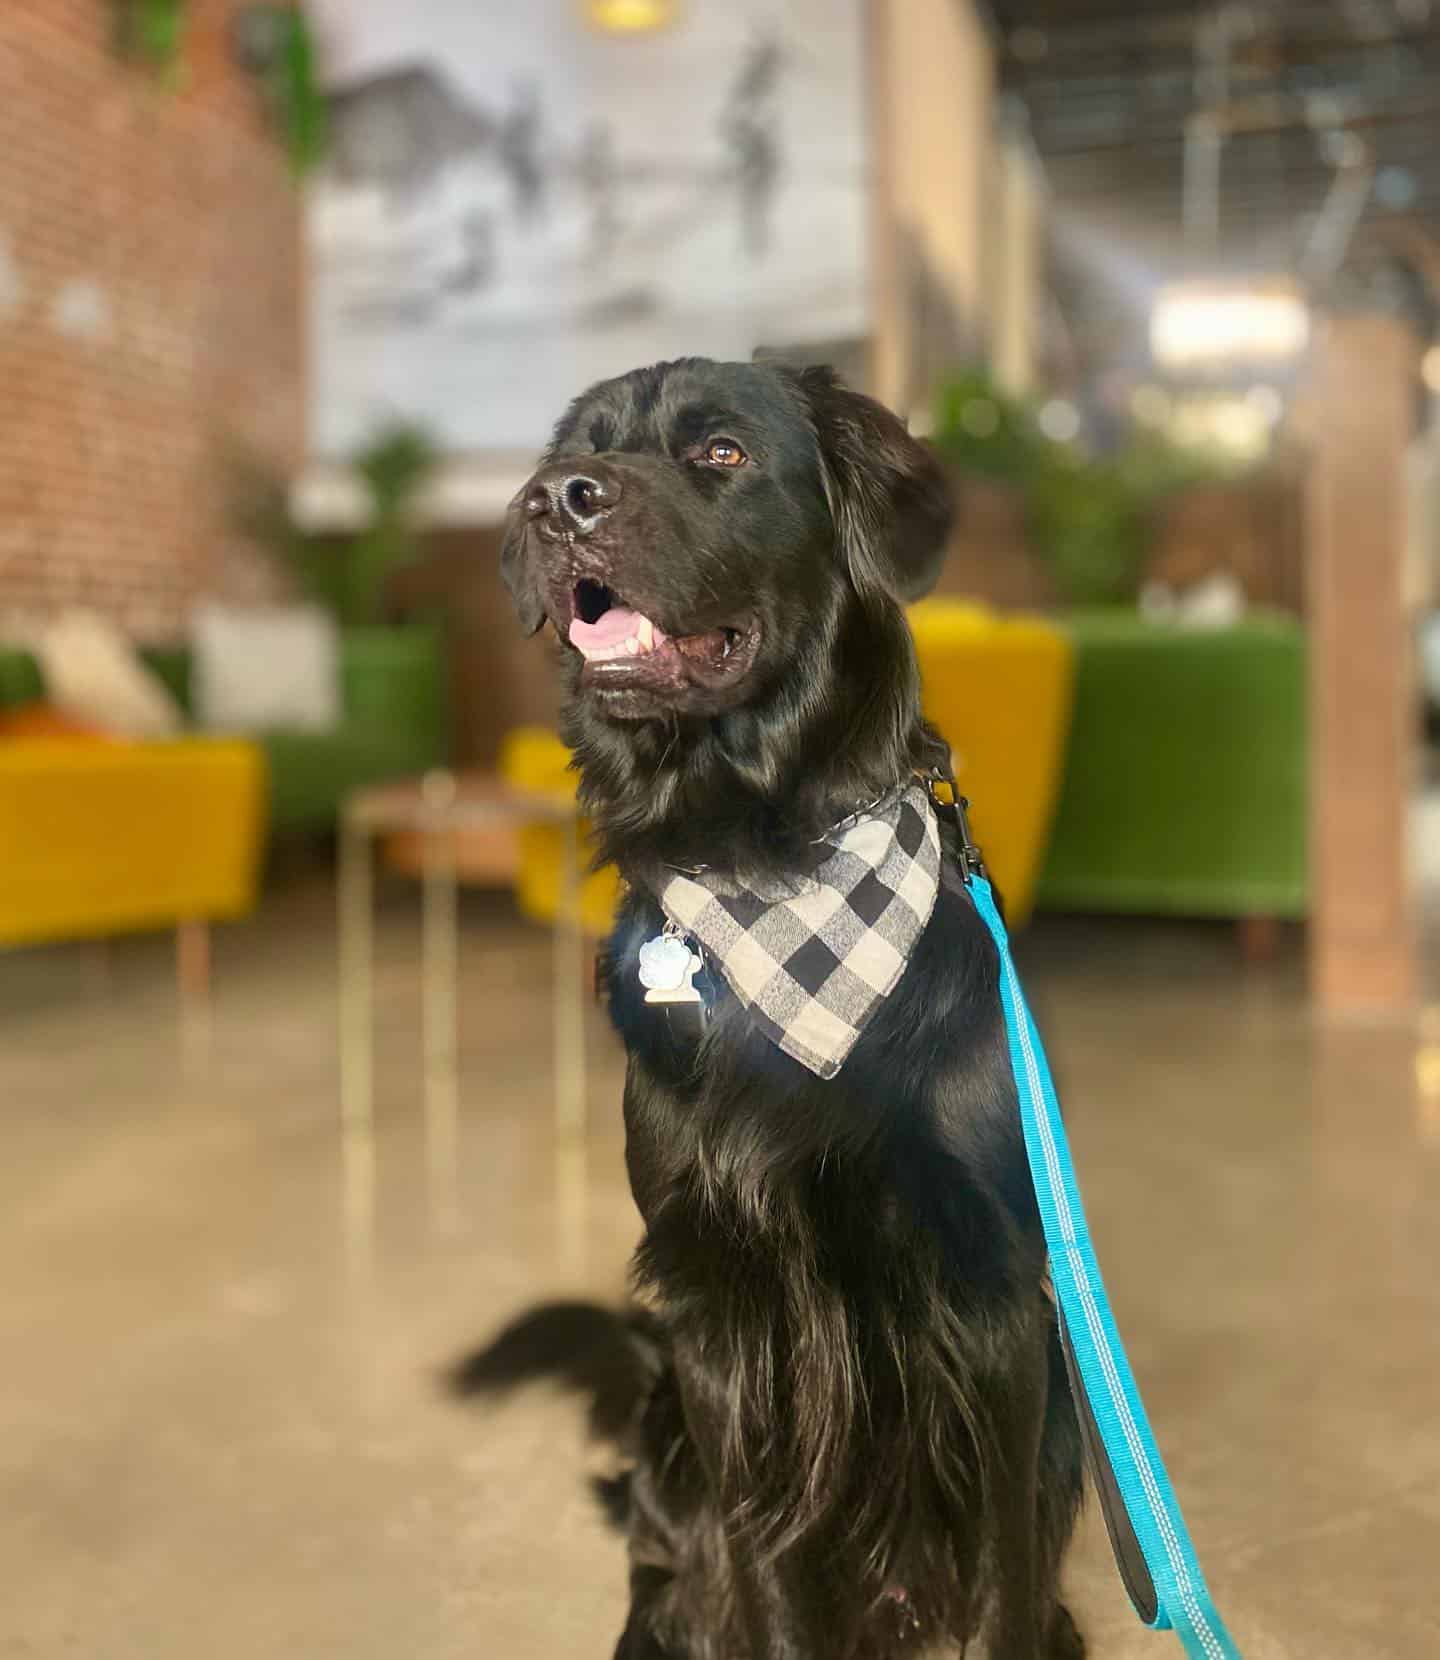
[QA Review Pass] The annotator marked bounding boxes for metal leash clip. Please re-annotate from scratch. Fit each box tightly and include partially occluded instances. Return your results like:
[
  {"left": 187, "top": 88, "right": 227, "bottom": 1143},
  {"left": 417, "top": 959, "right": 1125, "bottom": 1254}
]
[{"left": 925, "top": 769, "right": 986, "bottom": 885}]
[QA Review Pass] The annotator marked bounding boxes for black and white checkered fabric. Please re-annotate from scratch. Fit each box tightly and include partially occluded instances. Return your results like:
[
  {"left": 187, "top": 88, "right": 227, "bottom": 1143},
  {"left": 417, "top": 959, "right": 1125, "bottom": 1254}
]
[{"left": 655, "top": 783, "right": 941, "bottom": 1079}]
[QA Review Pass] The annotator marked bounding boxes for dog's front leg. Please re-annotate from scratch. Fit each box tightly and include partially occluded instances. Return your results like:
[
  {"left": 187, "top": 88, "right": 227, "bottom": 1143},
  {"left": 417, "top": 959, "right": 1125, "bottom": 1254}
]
[
  {"left": 984, "top": 1316, "right": 1052, "bottom": 1660},
  {"left": 671, "top": 1337, "right": 853, "bottom": 1660}
]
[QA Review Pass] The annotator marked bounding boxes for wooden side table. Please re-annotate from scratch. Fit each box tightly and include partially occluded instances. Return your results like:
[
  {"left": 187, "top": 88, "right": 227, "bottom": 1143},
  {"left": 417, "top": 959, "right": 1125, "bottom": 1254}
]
[{"left": 338, "top": 771, "right": 586, "bottom": 1215}]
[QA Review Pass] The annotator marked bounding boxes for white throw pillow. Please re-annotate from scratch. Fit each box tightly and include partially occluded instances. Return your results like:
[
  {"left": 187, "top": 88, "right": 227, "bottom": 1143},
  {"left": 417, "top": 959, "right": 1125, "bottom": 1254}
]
[
  {"left": 192, "top": 603, "right": 341, "bottom": 734},
  {"left": 36, "top": 610, "right": 184, "bottom": 739}
]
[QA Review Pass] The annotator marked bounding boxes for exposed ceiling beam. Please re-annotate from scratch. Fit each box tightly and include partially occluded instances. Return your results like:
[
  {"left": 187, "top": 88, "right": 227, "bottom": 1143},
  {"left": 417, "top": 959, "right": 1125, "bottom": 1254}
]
[
  {"left": 1025, "top": 93, "right": 1440, "bottom": 156},
  {"left": 991, "top": 0, "right": 1432, "bottom": 49},
  {"left": 1001, "top": 20, "right": 1439, "bottom": 74},
  {"left": 1011, "top": 40, "right": 1440, "bottom": 104},
  {"left": 997, "top": 0, "right": 1440, "bottom": 311}
]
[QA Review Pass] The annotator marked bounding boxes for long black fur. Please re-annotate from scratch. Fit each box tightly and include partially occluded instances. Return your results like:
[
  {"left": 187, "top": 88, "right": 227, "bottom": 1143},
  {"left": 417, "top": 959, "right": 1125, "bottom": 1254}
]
[{"left": 458, "top": 358, "right": 1085, "bottom": 1659}]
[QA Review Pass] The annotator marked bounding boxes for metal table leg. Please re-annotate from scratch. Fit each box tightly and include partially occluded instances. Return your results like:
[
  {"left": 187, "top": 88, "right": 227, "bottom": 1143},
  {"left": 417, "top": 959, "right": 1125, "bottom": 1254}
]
[
  {"left": 422, "top": 784, "right": 460, "bottom": 1230},
  {"left": 339, "top": 815, "right": 374, "bottom": 1130},
  {"left": 553, "top": 808, "right": 587, "bottom": 1144},
  {"left": 553, "top": 808, "right": 588, "bottom": 1276},
  {"left": 340, "top": 1116, "right": 377, "bottom": 1314},
  {"left": 176, "top": 918, "right": 213, "bottom": 1069},
  {"left": 176, "top": 918, "right": 212, "bottom": 1007}
]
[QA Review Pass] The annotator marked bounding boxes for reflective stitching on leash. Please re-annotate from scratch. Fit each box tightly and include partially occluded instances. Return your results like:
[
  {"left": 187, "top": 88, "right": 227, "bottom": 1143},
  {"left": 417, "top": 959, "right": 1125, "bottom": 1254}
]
[{"left": 988, "top": 898, "right": 1229, "bottom": 1660}]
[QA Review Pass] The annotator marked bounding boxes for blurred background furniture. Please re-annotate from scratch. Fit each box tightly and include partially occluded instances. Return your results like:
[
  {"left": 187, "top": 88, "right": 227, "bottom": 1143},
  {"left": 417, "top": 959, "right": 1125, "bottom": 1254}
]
[
  {"left": 0, "top": 734, "right": 265, "bottom": 998},
  {"left": 500, "top": 728, "right": 625, "bottom": 939},
  {"left": 0, "top": 630, "right": 447, "bottom": 838},
  {"left": 910, "top": 599, "right": 1076, "bottom": 925},
  {"left": 338, "top": 771, "right": 588, "bottom": 1207},
  {"left": 1036, "top": 611, "right": 1308, "bottom": 923}
]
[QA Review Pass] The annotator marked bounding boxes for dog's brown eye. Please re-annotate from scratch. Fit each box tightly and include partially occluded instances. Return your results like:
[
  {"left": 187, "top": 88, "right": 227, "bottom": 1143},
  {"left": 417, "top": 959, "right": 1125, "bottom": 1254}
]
[{"left": 703, "top": 439, "right": 747, "bottom": 468}]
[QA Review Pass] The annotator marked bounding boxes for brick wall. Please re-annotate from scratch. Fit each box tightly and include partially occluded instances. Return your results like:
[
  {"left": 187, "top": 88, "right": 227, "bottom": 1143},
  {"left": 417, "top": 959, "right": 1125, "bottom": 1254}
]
[{"left": 0, "top": 1, "right": 302, "bottom": 639}]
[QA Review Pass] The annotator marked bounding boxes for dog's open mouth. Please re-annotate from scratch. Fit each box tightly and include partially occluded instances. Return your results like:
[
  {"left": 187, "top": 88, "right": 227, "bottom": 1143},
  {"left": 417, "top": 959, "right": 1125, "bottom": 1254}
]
[{"left": 567, "top": 578, "right": 755, "bottom": 693}]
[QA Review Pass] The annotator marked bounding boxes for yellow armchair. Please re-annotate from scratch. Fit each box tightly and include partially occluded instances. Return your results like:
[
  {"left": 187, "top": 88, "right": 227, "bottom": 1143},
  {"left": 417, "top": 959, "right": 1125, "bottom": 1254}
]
[
  {"left": 0, "top": 738, "right": 266, "bottom": 948},
  {"left": 909, "top": 600, "right": 1075, "bottom": 925}
]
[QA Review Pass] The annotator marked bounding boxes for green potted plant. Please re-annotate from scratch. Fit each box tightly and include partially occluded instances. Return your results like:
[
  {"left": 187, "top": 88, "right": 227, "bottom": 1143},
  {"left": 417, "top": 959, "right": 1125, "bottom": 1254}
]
[
  {"left": 231, "top": 4, "right": 329, "bottom": 176},
  {"left": 932, "top": 369, "right": 1237, "bottom": 608},
  {"left": 1025, "top": 452, "right": 1153, "bottom": 608},
  {"left": 932, "top": 370, "right": 1049, "bottom": 484},
  {"left": 929, "top": 370, "right": 1049, "bottom": 602},
  {"left": 113, "top": 0, "right": 188, "bottom": 82},
  {"left": 228, "top": 424, "right": 448, "bottom": 752},
  {"left": 114, "top": 1, "right": 327, "bottom": 175}
]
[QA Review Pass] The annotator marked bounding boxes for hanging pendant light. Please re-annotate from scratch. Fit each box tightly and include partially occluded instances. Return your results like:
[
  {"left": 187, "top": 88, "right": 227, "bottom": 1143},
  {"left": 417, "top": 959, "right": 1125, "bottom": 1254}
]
[
  {"left": 1151, "top": 278, "right": 1310, "bottom": 376},
  {"left": 585, "top": 0, "right": 679, "bottom": 33}
]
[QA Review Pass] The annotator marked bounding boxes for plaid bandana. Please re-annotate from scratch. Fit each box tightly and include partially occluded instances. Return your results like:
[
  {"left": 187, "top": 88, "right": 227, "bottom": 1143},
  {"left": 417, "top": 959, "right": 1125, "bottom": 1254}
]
[{"left": 655, "top": 782, "right": 941, "bottom": 1079}]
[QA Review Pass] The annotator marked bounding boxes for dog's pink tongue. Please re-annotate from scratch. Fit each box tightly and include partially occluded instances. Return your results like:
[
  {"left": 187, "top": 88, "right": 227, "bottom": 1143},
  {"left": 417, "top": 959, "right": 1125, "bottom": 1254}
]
[{"left": 570, "top": 607, "right": 642, "bottom": 654}]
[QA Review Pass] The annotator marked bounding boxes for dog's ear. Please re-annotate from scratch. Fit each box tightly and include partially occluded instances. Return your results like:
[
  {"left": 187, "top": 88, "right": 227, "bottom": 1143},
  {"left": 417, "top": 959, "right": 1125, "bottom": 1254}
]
[
  {"left": 786, "top": 364, "right": 953, "bottom": 602},
  {"left": 500, "top": 498, "right": 546, "bottom": 636}
]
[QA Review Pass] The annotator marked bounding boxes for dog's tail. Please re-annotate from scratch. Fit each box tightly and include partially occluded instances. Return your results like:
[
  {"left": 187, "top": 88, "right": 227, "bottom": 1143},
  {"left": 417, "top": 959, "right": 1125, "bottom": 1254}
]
[{"left": 447, "top": 1300, "right": 664, "bottom": 1442}]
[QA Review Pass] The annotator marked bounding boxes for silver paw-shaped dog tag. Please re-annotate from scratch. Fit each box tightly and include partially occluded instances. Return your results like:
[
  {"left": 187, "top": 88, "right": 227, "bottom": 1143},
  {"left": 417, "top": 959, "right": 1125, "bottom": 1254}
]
[{"left": 638, "top": 932, "right": 705, "bottom": 1005}]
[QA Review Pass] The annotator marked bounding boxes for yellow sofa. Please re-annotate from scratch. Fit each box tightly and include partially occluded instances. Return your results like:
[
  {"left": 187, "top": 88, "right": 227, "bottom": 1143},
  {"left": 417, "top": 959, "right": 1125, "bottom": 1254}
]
[
  {"left": 501, "top": 601, "right": 1074, "bottom": 935},
  {"left": 0, "top": 738, "right": 266, "bottom": 948},
  {"left": 909, "top": 600, "right": 1075, "bottom": 924}
]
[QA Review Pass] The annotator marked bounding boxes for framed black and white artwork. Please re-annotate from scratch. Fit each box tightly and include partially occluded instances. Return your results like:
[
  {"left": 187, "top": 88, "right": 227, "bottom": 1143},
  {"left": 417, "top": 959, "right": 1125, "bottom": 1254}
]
[{"left": 306, "top": 0, "right": 869, "bottom": 458}]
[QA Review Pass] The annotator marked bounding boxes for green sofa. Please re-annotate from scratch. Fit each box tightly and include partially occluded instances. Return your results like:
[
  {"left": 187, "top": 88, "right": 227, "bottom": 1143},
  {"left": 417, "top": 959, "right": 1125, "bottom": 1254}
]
[
  {"left": 1036, "top": 611, "right": 1308, "bottom": 919},
  {"left": 0, "top": 626, "right": 448, "bottom": 836}
]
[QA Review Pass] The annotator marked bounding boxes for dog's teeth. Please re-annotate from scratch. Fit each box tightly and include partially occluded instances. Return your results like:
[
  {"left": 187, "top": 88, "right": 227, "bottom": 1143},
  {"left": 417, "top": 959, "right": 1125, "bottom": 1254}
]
[
  {"left": 722, "top": 635, "right": 733, "bottom": 659},
  {"left": 626, "top": 637, "right": 640, "bottom": 655},
  {"left": 636, "top": 616, "right": 653, "bottom": 651}
]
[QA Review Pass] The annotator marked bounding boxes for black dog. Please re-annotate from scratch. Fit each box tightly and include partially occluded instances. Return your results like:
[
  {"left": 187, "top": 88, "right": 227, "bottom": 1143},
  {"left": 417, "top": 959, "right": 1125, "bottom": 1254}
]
[{"left": 458, "top": 358, "right": 1085, "bottom": 1658}]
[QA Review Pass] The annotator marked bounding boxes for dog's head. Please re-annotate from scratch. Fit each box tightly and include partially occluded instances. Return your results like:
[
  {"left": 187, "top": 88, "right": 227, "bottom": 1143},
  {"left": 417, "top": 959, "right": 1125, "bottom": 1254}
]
[{"left": 502, "top": 358, "right": 952, "bottom": 724}]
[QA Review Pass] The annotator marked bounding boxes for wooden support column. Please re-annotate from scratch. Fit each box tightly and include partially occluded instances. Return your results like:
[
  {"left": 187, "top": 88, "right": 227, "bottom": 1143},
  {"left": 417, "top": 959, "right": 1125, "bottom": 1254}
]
[
  {"left": 1306, "top": 315, "right": 1419, "bottom": 1017},
  {"left": 865, "top": 0, "right": 995, "bottom": 413}
]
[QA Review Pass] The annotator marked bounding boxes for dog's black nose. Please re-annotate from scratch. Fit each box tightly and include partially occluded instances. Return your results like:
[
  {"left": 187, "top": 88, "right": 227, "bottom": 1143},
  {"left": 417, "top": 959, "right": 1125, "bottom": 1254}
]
[
  {"left": 523, "top": 464, "right": 622, "bottom": 536},
  {"left": 561, "top": 473, "right": 614, "bottom": 524}
]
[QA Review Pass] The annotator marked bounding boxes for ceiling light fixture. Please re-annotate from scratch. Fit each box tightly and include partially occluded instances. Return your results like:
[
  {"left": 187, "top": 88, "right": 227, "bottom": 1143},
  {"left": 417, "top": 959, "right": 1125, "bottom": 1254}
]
[
  {"left": 585, "top": 0, "right": 678, "bottom": 31},
  {"left": 1151, "top": 279, "right": 1310, "bottom": 374}
]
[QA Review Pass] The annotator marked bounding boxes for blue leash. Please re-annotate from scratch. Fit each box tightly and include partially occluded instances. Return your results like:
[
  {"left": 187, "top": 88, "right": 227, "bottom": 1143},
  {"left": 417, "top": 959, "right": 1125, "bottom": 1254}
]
[{"left": 938, "top": 793, "right": 1240, "bottom": 1656}]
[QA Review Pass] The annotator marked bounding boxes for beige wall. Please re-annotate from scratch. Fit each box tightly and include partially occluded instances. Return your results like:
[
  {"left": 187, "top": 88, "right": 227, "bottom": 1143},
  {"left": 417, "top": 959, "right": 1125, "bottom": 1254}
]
[
  {"left": 990, "top": 132, "right": 1045, "bottom": 397},
  {"left": 868, "top": 0, "right": 996, "bottom": 417}
]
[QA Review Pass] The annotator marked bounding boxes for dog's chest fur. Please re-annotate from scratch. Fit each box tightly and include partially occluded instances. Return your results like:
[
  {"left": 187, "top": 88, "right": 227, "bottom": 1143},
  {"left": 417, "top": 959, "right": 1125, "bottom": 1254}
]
[{"left": 602, "top": 861, "right": 1052, "bottom": 1637}]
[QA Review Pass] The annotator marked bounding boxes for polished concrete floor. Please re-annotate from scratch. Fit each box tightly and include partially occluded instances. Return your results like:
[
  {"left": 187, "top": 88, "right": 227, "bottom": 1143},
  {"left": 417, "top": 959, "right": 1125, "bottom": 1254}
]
[{"left": 3, "top": 880, "right": 1439, "bottom": 1659}]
